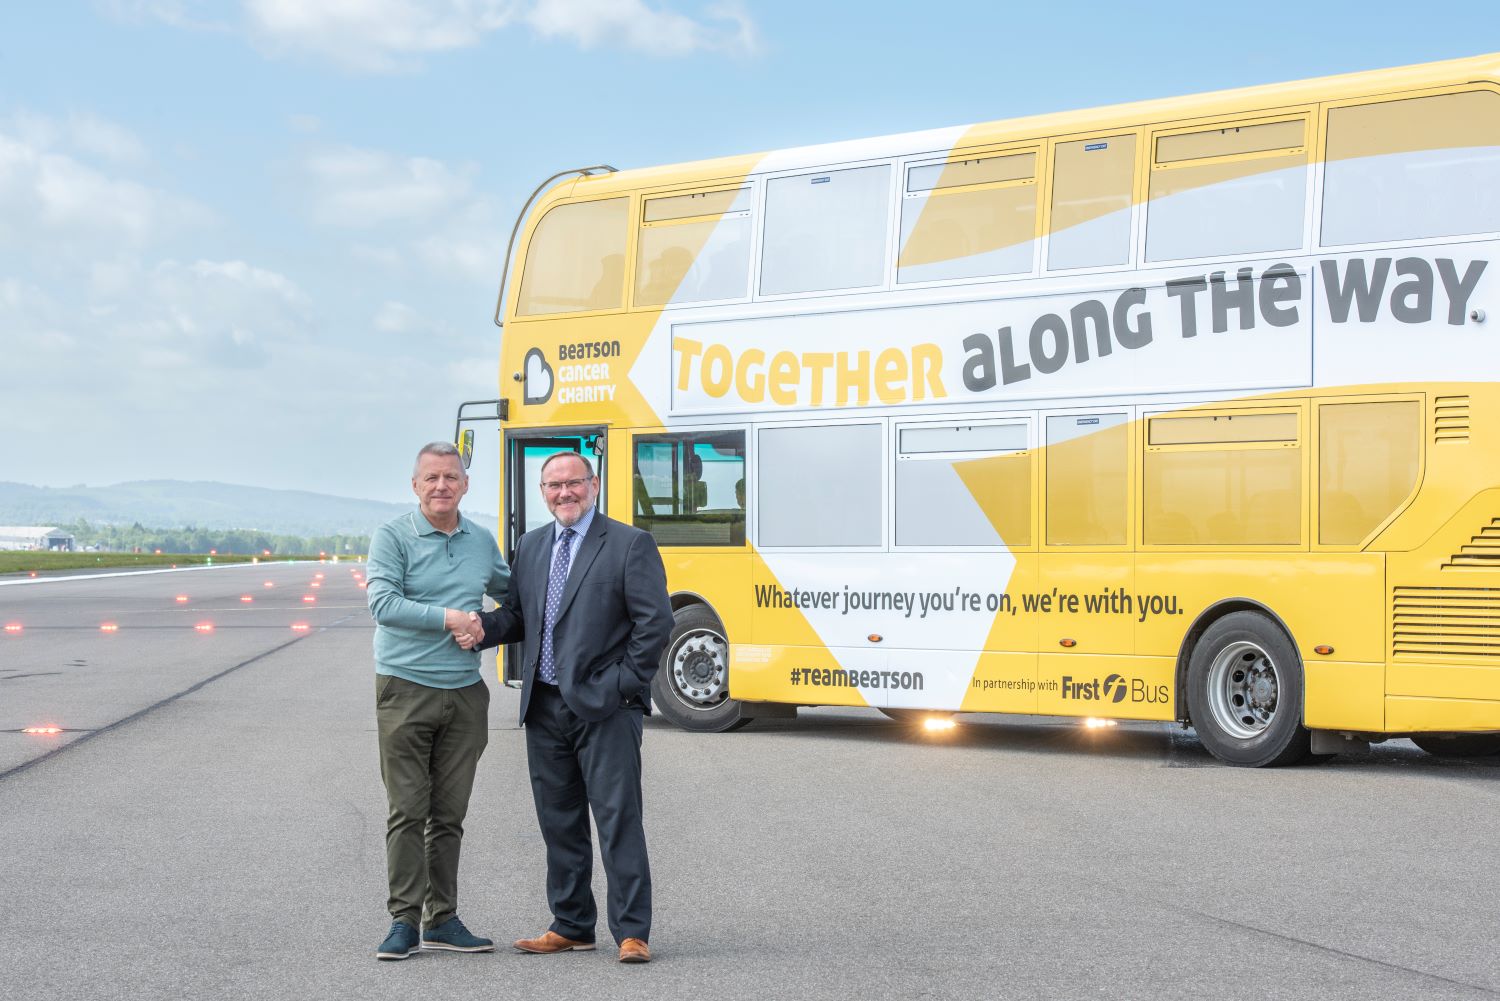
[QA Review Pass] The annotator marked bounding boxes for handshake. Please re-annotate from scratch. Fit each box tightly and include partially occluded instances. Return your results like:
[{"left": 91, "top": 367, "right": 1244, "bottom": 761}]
[{"left": 443, "top": 608, "right": 486, "bottom": 650}]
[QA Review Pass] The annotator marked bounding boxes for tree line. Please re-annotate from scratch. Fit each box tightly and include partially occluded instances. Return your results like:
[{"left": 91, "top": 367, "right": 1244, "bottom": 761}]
[{"left": 61, "top": 519, "right": 368, "bottom": 556}]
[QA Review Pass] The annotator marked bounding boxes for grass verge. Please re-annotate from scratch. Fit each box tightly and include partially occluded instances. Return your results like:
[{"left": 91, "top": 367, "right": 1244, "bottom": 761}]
[{"left": 0, "top": 552, "right": 358, "bottom": 575}]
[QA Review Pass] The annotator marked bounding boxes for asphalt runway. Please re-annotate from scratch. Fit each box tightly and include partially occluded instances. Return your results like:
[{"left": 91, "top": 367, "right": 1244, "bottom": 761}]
[{"left": 2, "top": 562, "right": 1499, "bottom": 1000}]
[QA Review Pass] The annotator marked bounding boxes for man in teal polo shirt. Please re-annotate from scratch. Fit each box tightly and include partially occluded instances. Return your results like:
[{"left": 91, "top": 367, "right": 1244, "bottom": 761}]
[{"left": 366, "top": 441, "right": 509, "bottom": 961}]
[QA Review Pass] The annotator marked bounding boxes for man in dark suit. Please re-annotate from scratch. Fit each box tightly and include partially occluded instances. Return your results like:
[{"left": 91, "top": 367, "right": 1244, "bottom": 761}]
[{"left": 463, "top": 450, "right": 673, "bottom": 964}]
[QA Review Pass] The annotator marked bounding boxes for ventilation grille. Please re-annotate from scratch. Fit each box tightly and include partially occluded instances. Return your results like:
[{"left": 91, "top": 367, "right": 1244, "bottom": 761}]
[
  {"left": 1434, "top": 395, "right": 1470, "bottom": 444},
  {"left": 1443, "top": 518, "right": 1500, "bottom": 569},
  {"left": 1392, "top": 586, "right": 1500, "bottom": 661}
]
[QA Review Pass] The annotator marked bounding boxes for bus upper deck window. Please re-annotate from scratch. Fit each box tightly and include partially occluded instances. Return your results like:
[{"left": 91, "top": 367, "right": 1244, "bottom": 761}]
[
  {"left": 898, "top": 151, "right": 1037, "bottom": 284},
  {"left": 761, "top": 165, "right": 890, "bottom": 296},
  {"left": 1322, "top": 91, "right": 1500, "bottom": 247},
  {"left": 516, "top": 197, "right": 629, "bottom": 316},
  {"left": 636, "top": 187, "right": 753, "bottom": 307},
  {"left": 1048, "top": 136, "right": 1136, "bottom": 271},
  {"left": 1146, "top": 118, "right": 1308, "bottom": 262}
]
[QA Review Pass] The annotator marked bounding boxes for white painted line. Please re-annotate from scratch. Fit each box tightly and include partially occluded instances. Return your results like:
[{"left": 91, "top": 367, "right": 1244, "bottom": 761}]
[{"left": 0, "top": 562, "right": 329, "bottom": 587}]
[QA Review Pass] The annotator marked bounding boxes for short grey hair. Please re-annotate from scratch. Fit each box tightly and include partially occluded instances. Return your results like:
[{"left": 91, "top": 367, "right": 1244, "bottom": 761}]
[
  {"left": 413, "top": 441, "right": 467, "bottom": 478},
  {"left": 539, "top": 451, "right": 595, "bottom": 479}
]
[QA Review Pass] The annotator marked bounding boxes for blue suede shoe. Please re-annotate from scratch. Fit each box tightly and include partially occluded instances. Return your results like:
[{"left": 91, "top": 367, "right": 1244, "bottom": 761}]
[
  {"left": 422, "top": 917, "right": 495, "bottom": 953},
  {"left": 377, "top": 921, "right": 420, "bottom": 961}
]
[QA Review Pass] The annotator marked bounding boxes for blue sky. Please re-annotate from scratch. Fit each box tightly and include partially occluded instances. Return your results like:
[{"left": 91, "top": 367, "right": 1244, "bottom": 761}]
[{"left": 1, "top": 1, "right": 1494, "bottom": 509}]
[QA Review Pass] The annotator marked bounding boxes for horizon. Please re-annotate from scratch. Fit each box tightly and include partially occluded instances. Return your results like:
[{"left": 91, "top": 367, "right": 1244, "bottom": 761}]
[{"left": 0, "top": 479, "right": 502, "bottom": 528}]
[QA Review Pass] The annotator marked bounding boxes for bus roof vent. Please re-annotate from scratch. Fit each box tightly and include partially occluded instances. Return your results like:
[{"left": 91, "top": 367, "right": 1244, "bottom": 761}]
[
  {"left": 1442, "top": 518, "right": 1500, "bottom": 570},
  {"left": 1392, "top": 585, "right": 1500, "bottom": 661},
  {"left": 1434, "top": 395, "right": 1470, "bottom": 444}
]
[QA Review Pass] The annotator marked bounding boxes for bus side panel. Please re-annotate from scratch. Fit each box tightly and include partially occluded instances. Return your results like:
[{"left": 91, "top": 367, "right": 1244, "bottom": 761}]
[
  {"left": 1035, "top": 554, "right": 1135, "bottom": 654},
  {"left": 958, "top": 652, "right": 1040, "bottom": 714},
  {"left": 1035, "top": 654, "right": 1175, "bottom": 721},
  {"left": 1387, "top": 664, "right": 1500, "bottom": 702},
  {"left": 662, "top": 549, "right": 751, "bottom": 646},
  {"left": 1303, "top": 662, "right": 1385, "bottom": 731},
  {"left": 1386, "top": 487, "right": 1500, "bottom": 726},
  {"left": 1387, "top": 697, "right": 1500, "bottom": 732},
  {"left": 730, "top": 645, "right": 882, "bottom": 708},
  {"left": 737, "top": 554, "right": 874, "bottom": 708},
  {"left": 1134, "top": 553, "right": 1386, "bottom": 728},
  {"left": 1133, "top": 554, "right": 1386, "bottom": 662},
  {"left": 960, "top": 553, "right": 1040, "bottom": 714}
]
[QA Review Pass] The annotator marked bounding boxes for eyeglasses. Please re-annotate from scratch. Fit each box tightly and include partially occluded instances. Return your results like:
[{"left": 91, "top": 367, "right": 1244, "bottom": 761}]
[{"left": 540, "top": 478, "right": 591, "bottom": 493}]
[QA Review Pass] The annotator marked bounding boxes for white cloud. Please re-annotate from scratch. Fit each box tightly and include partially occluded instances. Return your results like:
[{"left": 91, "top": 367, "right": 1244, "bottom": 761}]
[
  {"left": 350, "top": 243, "right": 404, "bottom": 270},
  {"left": 0, "top": 116, "right": 207, "bottom": 249},
  {"left": 303, "top": 145, "right": 475, "bottom": 227},
  {"left": 446, "top": 353, "right": 502, "bottom": 397},
  {"left": 300, "top": 143, "right": 504, "bottom": 288},
  {"left": 95, "top": 258, "right": 312, "bottom": 371},
  {"left": 96, "top": 0, "right": 230, "bottom": 31},
  {"left": 65, "top": 114, "right": 152, "bottom": 164},
  {"left": 525, "top": 0, "right": 756, "bottom": 56},
  {"left": 244, "top": 0, "right": 518, "bottom": 71},
  {"left": 113, "top": 0, "right": 757, "bottom": 72},
  {"left": 416, "top": 231, "right": 503, "bottom": 286},
  {"left": 373, "top": 299, "right": 424, "bottom": 333},
  {"left": 11, "top": 111, "right": 150, "bottom": 164},
  {"left": 287, "top": 113, "right": 322, "bottom": 135},
  {"left": 188, "top": 259, "right": 308, "bottom": 304}
]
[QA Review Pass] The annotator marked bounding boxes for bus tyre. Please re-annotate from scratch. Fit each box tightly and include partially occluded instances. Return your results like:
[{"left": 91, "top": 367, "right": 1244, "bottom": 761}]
[
  {"left": 1411, "top": 734, "right": 1500, "bottom": 758},
  {"left": 651, "top": 604, "right": 751, "bottom": 733},
  {"left": 1187, "top": 612, "right": 1313, "bottom": 767}
]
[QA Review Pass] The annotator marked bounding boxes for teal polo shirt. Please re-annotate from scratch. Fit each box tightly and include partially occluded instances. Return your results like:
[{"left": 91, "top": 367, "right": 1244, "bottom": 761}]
[{"left": 366, "top": 509, "right": 511, "bottom": 689}]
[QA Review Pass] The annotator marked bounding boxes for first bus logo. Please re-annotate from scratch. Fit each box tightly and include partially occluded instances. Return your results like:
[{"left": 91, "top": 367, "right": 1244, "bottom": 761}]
[{"left": 1061, "top": 674, "right": 1168, "bottom": 704}]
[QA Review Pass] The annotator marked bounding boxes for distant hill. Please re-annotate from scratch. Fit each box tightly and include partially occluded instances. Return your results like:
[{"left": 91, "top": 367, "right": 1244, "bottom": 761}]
[{"left": 0, "top": 481, "right": 501, "bottom": 538}]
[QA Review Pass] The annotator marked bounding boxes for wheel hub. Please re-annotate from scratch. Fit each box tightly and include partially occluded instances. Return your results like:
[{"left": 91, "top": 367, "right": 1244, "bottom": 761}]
[
  {"left": 1248, "top": 671, "right": 1277, "bottom": 709},
  {"left": 671, "top": 631, "right": 728, "bottom": 707},
  {"left": 1206, "top": 640, "right": 1281, "bottom": 739}
]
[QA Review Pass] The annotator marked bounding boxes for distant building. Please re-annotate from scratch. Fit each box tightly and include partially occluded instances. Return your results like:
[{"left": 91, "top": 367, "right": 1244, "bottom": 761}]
[{"left": 0, "top": 526, "right": 76, "bottom": 551}]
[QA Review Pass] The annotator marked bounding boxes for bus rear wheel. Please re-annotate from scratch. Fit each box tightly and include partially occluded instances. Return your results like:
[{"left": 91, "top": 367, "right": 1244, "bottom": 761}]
[
  {"left": 651, "top": 604, "right": 752, "bottom": 733},
  {"left": 1411, "top": 733, "right": 1500, "bottom": 758},
  {"left": 1186, "top": 611, "right": 1314, "bottom": 767}
]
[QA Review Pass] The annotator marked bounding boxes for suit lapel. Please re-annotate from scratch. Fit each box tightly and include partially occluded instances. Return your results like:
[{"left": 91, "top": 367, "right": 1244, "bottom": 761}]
[
  {"left": 554, "top": 514, "right": 607, "bottom": 624},
  {"left": 528, "top": 528, "right": 551, "bottom": 624}
]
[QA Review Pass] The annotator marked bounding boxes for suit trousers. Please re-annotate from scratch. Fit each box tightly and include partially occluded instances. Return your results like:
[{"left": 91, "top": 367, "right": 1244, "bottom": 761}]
[
  {"left": 525, "top": 683, "right": 651, "bottom": 943},
  {"left": 376, "top": 674, "right": 489, "bottom": 928}
]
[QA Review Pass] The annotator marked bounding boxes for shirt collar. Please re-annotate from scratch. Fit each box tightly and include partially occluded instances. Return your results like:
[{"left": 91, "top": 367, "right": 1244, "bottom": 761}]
[
  {"left": 413, "top": 510, "right": 468, "bottom": 537},
  {"left": 556, "top": 505, "right": 595, "bottom": 542}
]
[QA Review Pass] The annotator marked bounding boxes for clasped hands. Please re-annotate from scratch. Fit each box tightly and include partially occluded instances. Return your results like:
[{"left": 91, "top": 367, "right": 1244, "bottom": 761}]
[{"left": 443, "top": 608, "right": 486, "bottom": 650}]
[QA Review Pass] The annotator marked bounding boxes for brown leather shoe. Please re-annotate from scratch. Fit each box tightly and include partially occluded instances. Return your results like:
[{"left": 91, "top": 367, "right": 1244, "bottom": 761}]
[
  {"left": 618, "top": 938, "right": 651, "bottom": 963},
  {"left": 513, "top": 930, "right": 596, "bottom": 954}
]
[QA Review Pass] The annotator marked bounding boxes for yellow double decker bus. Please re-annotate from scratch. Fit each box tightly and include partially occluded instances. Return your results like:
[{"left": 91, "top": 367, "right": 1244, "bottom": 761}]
[{"left": 480, "top": 52, "right": 1500, "bottom": 766}]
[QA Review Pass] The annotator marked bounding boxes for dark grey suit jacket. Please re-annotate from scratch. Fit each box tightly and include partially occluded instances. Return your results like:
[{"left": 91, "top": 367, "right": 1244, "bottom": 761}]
[{"left": 478, "top": 512, "right": 674, "bottom": 725}]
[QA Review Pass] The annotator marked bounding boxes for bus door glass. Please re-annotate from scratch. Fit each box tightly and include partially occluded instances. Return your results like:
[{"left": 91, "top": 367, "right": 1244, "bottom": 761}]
[
  {"left": 501, "top": 429, "right": 606, "bottom": 684},
  {"left": 505, "top": 431, "right": 607, "bottom": 552}
]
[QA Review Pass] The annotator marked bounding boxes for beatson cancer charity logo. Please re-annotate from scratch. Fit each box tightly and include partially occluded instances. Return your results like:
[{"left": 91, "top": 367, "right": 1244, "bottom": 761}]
[
  {"left": 523, "top": 347, "right": 554, "bottom": 406},
  {"left": 522, "top": 341, "right": 621, "bottom": 407},
  {"left": 1061, "top": 674, "right": 1168, "bottom": 705}
]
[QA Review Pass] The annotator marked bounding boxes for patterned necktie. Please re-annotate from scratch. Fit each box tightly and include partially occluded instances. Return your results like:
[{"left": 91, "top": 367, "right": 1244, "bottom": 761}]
[{"left": 538, "top": 527, "right": 576, "bottom": 685}]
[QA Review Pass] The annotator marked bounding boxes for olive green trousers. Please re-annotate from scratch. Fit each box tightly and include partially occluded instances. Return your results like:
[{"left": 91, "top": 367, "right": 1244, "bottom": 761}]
[{"left": 375, "top": 674, "right": 489, "bottom": 928}]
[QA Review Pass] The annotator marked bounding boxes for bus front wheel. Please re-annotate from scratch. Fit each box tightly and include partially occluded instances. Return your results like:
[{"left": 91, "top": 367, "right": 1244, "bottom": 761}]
[
  {"left": 1186, "top": 611, "right": 1314, "bottom": 767},
  {"left": 651, "top": 604, "right": 752, "bottom": 733},
  {"left": 1412, "top": 733, "right": 1500, "bottom": 758}
]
